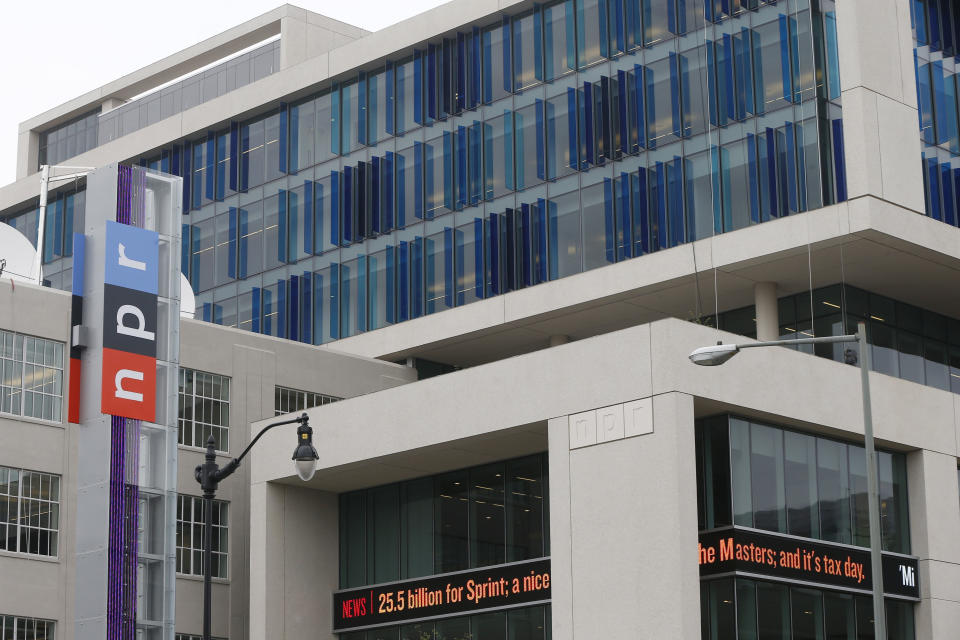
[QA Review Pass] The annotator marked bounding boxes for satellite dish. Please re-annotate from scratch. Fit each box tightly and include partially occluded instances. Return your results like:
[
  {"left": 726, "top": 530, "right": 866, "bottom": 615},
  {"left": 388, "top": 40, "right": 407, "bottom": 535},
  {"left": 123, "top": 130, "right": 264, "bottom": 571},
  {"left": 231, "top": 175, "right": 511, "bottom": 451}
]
[
  {"left": 180, "top": 273, "right": 196, "bottom": 319},
  {"left": 0, "top": 224, "right": 43, "bottom": 283}
]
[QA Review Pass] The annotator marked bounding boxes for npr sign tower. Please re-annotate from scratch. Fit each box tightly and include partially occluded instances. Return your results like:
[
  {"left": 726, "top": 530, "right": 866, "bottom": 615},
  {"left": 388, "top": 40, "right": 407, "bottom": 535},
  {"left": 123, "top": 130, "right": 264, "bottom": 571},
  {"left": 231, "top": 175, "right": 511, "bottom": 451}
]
[{"left": 72, "top": 164, "right": 182, "bottom": 640}]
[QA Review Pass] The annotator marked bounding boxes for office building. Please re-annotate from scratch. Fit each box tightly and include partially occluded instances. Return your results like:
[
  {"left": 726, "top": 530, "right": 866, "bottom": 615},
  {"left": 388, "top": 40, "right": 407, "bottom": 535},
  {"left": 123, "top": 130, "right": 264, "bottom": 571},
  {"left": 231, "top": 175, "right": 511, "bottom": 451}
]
[{"left": 0, "top": 0, "right": 958, "bottom": 638}]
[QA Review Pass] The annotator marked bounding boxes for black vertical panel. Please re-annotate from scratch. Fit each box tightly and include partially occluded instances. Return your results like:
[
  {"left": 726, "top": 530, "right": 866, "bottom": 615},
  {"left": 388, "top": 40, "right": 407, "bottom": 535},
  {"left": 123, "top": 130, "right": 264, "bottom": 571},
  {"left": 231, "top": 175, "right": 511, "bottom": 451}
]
[
  {"left": 469, "top": 463, "right": 505, "bottom": 568},
  {"left": 435, "top": 470, "right": 469, "bottom": 572}
]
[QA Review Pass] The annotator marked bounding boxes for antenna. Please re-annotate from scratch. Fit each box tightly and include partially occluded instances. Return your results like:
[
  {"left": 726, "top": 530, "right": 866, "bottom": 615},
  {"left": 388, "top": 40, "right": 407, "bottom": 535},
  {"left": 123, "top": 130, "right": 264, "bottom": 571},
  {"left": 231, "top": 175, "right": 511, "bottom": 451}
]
[
  {"left": 35, "top": 164, "right": 95, "bottom": 286},
  {"left": 0, "top": 224, "right": 44, "bottom": 283},
  {"left": 180, "top": 273, "right": 196, "bottom": 319}
]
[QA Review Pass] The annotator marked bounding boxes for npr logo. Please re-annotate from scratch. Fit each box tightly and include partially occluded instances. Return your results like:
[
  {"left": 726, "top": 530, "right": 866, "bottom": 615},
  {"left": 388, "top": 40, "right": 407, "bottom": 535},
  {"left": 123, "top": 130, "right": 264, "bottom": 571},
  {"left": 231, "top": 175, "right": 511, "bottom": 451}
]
[{"left": 100, "top": 221, "right": 159, "bottom": 422}]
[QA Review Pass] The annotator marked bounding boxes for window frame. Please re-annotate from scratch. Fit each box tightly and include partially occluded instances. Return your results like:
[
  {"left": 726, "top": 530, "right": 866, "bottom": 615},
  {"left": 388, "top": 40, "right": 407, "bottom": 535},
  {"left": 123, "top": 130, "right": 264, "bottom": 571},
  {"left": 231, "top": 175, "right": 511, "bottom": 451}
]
[
  {"left": 177, "top": 368, "right": 231, "bottom": 453},
  {"left": 175, "top": 493, "right": 230, "bottom": 580},
  {"left": 0, "top": 330, "right": 64, "bottom": 424},
  {"left": 0, "top": 465, "right": 62, "bottom": 559}
]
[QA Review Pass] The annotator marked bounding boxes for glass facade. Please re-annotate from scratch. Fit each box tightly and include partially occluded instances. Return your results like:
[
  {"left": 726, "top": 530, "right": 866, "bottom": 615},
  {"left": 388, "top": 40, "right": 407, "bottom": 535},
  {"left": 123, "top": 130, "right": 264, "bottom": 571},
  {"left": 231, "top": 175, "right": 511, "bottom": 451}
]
[
  {"left": 38, "top": 110, "right": 99, "bottom": 167},
  {"left": 912, "top": 0, "right": 960, "bottom": 227},
  {"left": 338, "top": 605, "right": 551, "bottom": 640},
  {"left": 700, "top": 577, "right": 915, "bottom": 639},
  {"left": 696, "top": 415, "right": 910, "bottom": 553},
  {"left": 98, "top": 41, "right": 281, "bottom": 149},
  {"left": 6, "top": 0, "right": 847, "bottom": 350},
  {"left": 697, "top": 415, "right": 915, "bottom": 639},
  {"left": 339, "top": 453, "right": 548, "bottom": 589},
  {"left": 706, "top": 283, "right": 960, "bottom": 395}
]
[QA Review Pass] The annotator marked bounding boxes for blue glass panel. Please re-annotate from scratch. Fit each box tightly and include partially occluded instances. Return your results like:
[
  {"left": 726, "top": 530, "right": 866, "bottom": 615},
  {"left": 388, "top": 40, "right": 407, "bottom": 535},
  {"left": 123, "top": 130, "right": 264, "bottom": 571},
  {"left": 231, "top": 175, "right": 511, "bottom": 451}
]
[
  {"left": 548, "top": 190, "right": 582, "bottom": 278},
  {"left": 415, "top": 141, "right": 425, "bottom": 219},
  {"left": 358, "top": 74, "right": 368, "bottom": 146},
  {"left": 831, "top": 119, "right": 847, "bottom": 203},
  {"left": 278, "top": 104, "right": 288, "bottom": 173},
  {"left": 926, "top": 156, "right": 943, "bottom": 220},
  {"left": 383, "top": 152, "right": 395, "bottom": 231},
  {"left": 289, "top": 275, "right": 299, "bottom": 342},
  {"left": 396, "top": 57, "right": 418, "bottom": 134},
  {"left": 457, "top": 126, "right": 469, "bottom": 209},
  {"left": 205, "top": 133, "right": 216, "bottom": 200},
  {"left": 514, "top": 11, "right": 540, "bottom": 90},
  {"left": 544, "top": 0, "right": 576, "bottom": 81},
  {"left": 668, "top": 156, "right": 685, "bottom": 246},
  {"left": 482, "top": 23, "right": 511, "bottom": 103},
  {"left": 398, "top": 241, "right": 410, "bottom": 321},
  {"left": 331, "top": 170, "right": 341, "bottom": 246},
  {"left": 386, "top": 62, "right": 395, "bottom": 135},
  {"left": 581, "top": 180, "right": 614, "bottom": 271},
  {"left": 940, "top": 163, "right": 956, "bottom": 225},
  {"left": 469, "top": 121, "right": 483, "bottom": 205},
  {"left": 369, "top": 248, "right": 394, "bottom": 330},
  {"left": 425, "top": 229, "right": 453, "bottom": 315},
  {"left": 427, "top": 44, "right": 438, "bottom": 120},
  {"left": 653, "top": 161, "right": 668, "bottom": 250},
  {"left": 331, "top": 85, "right": 342, "bottom": 156},
  {"left": 632, "top": 169, "right": 649, "bottom": 255},
  {"left": 411, "top": 236, "right": 424, "bottom": 319},
  {"left": 824, "top": 12, "right": 841, "bottom": 101}
]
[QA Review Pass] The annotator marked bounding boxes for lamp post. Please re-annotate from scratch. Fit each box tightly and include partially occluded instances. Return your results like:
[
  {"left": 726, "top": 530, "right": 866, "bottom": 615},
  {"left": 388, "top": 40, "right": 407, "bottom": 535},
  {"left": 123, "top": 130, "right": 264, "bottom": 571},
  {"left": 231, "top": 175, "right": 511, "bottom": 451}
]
[
  {"left": 194, "top": 412, "right": 319, "bottom": 640},
  {"left": 689, "top": 322, "right": 886, "bottom": 639}
]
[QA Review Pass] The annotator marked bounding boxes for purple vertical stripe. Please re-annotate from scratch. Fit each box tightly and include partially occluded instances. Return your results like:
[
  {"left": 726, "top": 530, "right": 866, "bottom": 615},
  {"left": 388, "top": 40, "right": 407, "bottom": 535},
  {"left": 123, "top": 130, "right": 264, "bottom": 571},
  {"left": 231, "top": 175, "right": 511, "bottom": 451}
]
[{"left": 109, "top": 166, "right": 144, "bottom": 640}]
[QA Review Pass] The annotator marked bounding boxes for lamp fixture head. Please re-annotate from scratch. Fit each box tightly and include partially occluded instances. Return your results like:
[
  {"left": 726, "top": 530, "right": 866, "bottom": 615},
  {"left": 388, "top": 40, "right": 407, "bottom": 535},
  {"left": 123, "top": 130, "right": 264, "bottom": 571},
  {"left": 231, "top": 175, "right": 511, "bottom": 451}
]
[
  {"left": 291, "top": 413, "right": 319, "bottom": 482},
  {"left": 689, "top": 343, "right": 740, "bottom": 366}
]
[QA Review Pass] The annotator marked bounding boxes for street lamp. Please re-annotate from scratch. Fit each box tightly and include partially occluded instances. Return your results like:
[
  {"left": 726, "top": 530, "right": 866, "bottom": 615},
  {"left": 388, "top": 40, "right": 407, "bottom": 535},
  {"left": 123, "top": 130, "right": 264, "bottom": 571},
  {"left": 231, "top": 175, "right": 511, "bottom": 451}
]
[
  {"left": 194, "top": 412, "right": 319, "bottom": 640},
  {"left": 689, "top": 322, "right": 887, "bottom": 639}
]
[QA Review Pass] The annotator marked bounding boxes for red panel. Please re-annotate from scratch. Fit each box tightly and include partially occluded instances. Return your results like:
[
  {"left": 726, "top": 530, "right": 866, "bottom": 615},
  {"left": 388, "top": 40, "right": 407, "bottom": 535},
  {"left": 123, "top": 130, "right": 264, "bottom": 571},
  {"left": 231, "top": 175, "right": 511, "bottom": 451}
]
[
  {"left": 68, "top": 358, "right": 82, "bottom": 424},
  {"left": 101, "top": 348, "right": 156, "bottom": 422}
]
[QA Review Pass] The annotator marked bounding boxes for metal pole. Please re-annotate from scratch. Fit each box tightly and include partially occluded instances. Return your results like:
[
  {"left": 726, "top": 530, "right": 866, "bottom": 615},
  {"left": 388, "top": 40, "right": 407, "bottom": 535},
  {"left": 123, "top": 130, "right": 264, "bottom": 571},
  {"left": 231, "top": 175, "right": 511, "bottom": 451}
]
[
  {"left": 35, "top": 165, "right": 50, "bottom": 285},
  {"left": 858, "top": 321, "right": 886, "bottom": 639},
  {"left": 200, "top": 438, "right": 217, "bottom": 640}
]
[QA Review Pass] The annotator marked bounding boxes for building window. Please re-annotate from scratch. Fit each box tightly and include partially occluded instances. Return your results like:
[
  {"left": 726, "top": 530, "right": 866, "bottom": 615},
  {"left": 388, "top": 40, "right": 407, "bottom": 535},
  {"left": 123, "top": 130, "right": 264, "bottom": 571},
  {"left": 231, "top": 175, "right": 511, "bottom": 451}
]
[
  {"left": 701, "top": 577, "right": 914, "bottom": 640},
  {"left": 339, "top": 604, "right": 550, "bottom": 640},
  {"left": 274, "top": 386, "right": 340, "bottom": 416},
  {"left": 0, "top": 330, "right": 64, "bottom": 422},
  {"left": 176, "top": 494, "right": 228, "bottom": 578},
  {"left": 0, "top": 466, "right": 61, "bottom": 557},
  {"left": 339, "top": 453, "right": 548, "bottom": 589},
  {"left": 178, "top": 369, "right": 230, "bottom": 452},
  {"left": 696, "top": 416, "right": 911, "bottom": 554},
  {"left": 0, "top": 614, "right": 55, "bottom": 640}
]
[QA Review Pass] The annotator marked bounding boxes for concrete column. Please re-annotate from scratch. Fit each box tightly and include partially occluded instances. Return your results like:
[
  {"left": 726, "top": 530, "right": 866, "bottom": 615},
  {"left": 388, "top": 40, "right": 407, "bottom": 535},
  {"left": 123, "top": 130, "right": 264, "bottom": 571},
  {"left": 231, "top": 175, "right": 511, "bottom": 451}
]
[
  {"left": 906, "top": 449, "right": 960, "bottom": 637},
  {"left": 754, "top": 282, "right": 778, "bottom": 341},
  {"left": 565, "top": 392, "right": 700, "bottom": 639},
  {"left": 15, "top": 129, "right": 39, "bottom": 179},
  {"left": 837, "top": 0, "right": 924, "bottom": 212},
  {"left": 547, "top": 416, "right": 573, "bottom": 640},
  {"left": 100, "top": 98, "right": 126, "bottom": 112}
]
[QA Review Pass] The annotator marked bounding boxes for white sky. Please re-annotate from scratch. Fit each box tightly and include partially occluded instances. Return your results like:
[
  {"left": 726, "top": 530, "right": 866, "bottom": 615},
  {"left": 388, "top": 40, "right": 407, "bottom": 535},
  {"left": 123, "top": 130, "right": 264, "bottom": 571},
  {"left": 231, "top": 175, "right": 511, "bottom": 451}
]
[{"left": 0, "top": 0, "right": 447, "bottom": 189}]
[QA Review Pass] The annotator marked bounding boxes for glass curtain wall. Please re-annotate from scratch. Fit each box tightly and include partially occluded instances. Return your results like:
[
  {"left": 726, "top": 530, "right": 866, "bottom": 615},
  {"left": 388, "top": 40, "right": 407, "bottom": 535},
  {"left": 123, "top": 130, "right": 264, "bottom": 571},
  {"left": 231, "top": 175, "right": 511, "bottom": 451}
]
[
  {"left": 696, "top": 415, "right": 910, "bottom": 554},
  {"left": 10, "top": 0, "right": 849, "bottom": 347},
  {"left": 700, "top": 577, "right": 915, "bottom": 640},
  {"left": 338, "top": 604, "right": 551, "bottom": 640},
  {"left": 912, "top": 0, "right": 960, "bottom": 228},
  {"left": 705, "top": 283, "right": 960, "bottom": 396},
  {"left": 339, "top": 454, "right": 548, "bottom": 589}
]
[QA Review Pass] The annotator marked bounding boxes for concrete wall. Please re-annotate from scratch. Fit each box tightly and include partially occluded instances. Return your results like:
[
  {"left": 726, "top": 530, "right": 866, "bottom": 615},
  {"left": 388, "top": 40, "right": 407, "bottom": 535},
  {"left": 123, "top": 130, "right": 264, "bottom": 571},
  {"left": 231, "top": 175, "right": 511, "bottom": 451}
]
[
  {"left": 174, "top": 318, "right": 415, "bottom": 639},
  {"left": 250, "top": 317, "right": 960, "bottom": 640},
  {"left": 0, "top": 282, "right": 73, "bottom": 633}
]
